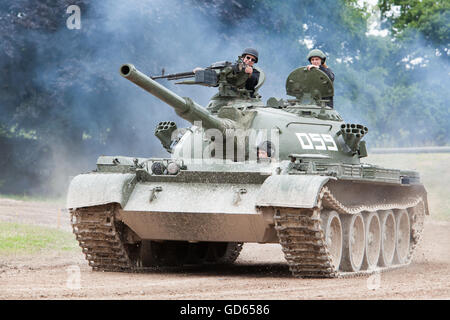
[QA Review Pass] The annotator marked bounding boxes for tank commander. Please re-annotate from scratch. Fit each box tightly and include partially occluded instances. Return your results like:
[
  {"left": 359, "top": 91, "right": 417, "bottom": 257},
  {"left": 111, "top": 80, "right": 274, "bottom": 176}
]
[
  {"left": 233, "top": 47, "right": 260, "bottom": 95},
  {"left": 193, "top": 47, "right": 260, "bottom": 96},
  {"left": 306, "top": 49, "right": 334, "bottom": 107}
]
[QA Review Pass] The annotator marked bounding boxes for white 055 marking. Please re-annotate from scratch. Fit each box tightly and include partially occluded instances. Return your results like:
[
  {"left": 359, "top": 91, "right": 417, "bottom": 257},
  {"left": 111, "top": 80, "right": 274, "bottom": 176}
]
[{"left": 295, "top": 133, "right": 338, "bottom": 151}]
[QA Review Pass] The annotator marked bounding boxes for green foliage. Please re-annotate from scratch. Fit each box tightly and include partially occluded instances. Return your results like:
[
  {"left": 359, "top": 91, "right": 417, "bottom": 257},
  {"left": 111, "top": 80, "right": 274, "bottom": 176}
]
[{"left": 378, "top": 0, "right": 450, "bottom": 52}]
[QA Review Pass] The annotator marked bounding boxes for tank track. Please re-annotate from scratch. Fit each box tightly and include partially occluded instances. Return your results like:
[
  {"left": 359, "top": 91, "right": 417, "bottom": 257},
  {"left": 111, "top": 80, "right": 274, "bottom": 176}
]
[
  {"left": 71, "top": 205, "right": 244, "bottom": 272},
  {"left": 274, "top": 186, "right": 425, "bottom": 278},
  {"left": 71, "top": 205, "right": 135, "bottom": 272}
]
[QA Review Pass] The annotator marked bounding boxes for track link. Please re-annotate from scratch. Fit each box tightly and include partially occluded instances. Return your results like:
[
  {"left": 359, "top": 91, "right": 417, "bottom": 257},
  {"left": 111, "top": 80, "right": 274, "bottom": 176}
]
[{"left": 274, "top": 186, "right": 425, "bottom": 278}]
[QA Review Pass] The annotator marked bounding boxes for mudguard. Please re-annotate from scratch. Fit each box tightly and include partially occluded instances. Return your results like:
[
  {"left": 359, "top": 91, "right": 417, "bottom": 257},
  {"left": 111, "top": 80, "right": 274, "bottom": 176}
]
[
  {"left": 256, "top": 175, "right": 333, "bottom": 208},
  {"left": 66, "top": 173, "right": 136, "bottom": 209}
]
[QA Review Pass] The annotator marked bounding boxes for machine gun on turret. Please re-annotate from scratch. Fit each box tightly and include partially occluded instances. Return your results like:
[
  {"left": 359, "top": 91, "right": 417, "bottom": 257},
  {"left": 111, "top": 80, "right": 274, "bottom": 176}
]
[
  {"left": 150, "top": 61, "right": 237, "bottom": 87},
  {"left": 151, "top": 71, "right": 196, "bottom": 81},
  {"left": 149, "top": 58, "right": 260, "bottom": 90}
]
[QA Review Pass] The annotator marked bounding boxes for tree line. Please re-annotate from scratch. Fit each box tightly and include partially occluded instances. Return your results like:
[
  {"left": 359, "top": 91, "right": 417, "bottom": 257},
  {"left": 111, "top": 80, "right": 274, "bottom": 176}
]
[{"left": 0, "top": 0, "right": 448, "bottom": 195}]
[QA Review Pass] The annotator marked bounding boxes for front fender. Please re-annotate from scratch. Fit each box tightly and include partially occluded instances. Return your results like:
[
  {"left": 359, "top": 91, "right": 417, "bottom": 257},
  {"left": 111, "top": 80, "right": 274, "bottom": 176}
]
[
  {"left": 256, "top": 175, "right": 332, "bottom": 208},
  {"left": 66, "top": 173, "right": 136, "bottom": 209}
]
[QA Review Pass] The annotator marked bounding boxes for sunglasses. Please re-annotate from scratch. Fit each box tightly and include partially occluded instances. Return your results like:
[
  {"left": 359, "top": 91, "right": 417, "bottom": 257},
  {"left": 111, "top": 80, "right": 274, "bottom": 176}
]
[{"left": 244, "top": 56, "right": 257, "bottom": 62}]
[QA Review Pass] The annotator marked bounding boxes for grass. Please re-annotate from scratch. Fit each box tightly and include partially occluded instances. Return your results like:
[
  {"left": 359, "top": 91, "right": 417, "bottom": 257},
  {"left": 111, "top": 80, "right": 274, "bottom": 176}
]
[
  {"left": 364, "top": 153, "right": 450, "bottom": 221},
  {"left": 0, "top": 193, "right": 65, "bottom": 205},
  {"left": 0, "top": 222, "right": 78, "bottom": 255}
]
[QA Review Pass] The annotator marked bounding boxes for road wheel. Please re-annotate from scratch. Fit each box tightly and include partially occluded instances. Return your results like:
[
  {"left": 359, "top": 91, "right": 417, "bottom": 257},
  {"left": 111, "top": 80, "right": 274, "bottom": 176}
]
[
  {"left": 206, "top": 242, "right": 243, "bottom": 264},
  {"left": 341, "top": 214, "right": 365, "bottom": 272},
  {"left": 320, "top": 210, "right": 343, "bottom": 271},
  {"left": 362, "top": 212, "right": 381, "bottom": 270},
  {"left": 378, "top": 210, "right": 396, "bottom": 267},
  {"left": 394, "top": 209, "right": 411, "bottom": 264}
]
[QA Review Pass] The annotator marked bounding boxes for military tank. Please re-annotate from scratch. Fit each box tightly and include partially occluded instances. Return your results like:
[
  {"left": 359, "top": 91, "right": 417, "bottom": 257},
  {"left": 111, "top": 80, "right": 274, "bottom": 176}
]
[{"left": 66, "top": 60, "right": 428, "bottom": 278}]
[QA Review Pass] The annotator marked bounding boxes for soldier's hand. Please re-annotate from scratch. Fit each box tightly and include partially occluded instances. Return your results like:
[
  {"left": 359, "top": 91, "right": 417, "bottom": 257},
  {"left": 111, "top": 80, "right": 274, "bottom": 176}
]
[
  {"left": 307, "top": 65, "right": 319, "bottom": 70},
  {"left": 245, "top": 65, "right": 253, "bottom": 75}
]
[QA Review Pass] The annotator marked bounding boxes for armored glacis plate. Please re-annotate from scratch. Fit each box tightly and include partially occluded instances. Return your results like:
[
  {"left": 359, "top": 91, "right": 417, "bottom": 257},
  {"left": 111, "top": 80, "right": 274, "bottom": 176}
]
[{"left": 286, "top": 67, "right": 334, "bottom": 100}]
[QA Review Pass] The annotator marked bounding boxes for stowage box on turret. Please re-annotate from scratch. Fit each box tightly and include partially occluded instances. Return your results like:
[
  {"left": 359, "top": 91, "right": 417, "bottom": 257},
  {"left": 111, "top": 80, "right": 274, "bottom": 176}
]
[{"left": 66, "top": 60, "right": 428, "bottom": 278}]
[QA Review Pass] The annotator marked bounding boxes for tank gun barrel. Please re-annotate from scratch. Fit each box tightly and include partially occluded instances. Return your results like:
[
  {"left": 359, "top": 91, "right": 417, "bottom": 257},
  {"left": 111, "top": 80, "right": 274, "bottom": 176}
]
[{"left": 120, "top": 64, "right": 234, "bottom": 132}]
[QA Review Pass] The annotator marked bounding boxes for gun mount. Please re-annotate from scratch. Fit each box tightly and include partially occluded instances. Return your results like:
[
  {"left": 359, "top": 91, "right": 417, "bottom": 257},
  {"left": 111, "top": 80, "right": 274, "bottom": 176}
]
[{"left": 146, "top": 58, "right": 266, "bottom": 112}]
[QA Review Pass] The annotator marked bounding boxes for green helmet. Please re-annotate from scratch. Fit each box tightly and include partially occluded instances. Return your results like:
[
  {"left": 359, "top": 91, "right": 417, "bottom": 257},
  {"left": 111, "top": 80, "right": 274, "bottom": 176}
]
[
  {"left": 242, "top": 47, "right": 259, "bottom": 63},
  {"left": 307, "top": 49, "right": 326, "bottom": 64}
]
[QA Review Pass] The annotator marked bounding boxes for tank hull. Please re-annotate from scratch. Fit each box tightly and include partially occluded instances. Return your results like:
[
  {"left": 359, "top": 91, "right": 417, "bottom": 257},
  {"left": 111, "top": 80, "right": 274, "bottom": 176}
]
[{"left": 67, "top": 158, "right": 428, "bottom": 276}]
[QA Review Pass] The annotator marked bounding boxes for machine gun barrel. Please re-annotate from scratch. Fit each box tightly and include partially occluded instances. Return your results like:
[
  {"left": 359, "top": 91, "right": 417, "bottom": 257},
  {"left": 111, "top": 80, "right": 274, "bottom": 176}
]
[
  {"left": 151, "top": 71, "right": 195, "bottom": 81},
  {"left": 120, "top": 64, "right": 233, "bottom": 132}
]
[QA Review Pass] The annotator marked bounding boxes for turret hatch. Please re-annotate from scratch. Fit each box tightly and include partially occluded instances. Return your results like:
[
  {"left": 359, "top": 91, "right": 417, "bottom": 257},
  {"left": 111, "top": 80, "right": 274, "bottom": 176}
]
[{"left": 286, "top": 67, "right": 334, "bottom": 102}]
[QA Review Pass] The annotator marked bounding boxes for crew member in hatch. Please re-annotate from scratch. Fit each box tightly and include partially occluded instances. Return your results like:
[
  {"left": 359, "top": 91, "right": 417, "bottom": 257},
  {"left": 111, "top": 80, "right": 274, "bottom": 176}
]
[{"left": 306, "top": 49, "right": 334, "bottom": 108}]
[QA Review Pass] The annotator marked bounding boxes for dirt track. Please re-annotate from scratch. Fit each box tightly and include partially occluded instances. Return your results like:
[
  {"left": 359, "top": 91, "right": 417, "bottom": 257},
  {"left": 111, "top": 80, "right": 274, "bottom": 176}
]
[{"left": 0, "top": 199, "right": 449, "bottom": 300}]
